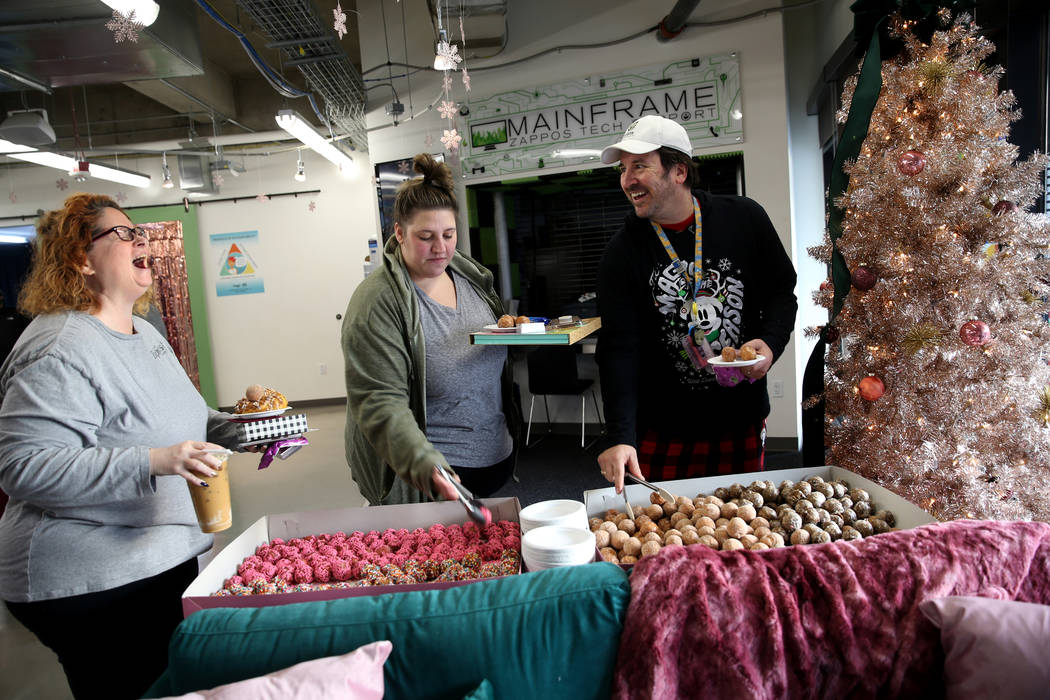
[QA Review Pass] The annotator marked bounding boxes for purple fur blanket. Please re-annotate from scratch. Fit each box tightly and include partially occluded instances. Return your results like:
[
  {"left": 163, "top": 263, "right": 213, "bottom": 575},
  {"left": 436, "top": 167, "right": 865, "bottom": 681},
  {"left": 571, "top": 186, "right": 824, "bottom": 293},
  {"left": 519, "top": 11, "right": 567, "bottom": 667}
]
[{"left": 612, "top": 520, "right": 1050, "bottom": 699}]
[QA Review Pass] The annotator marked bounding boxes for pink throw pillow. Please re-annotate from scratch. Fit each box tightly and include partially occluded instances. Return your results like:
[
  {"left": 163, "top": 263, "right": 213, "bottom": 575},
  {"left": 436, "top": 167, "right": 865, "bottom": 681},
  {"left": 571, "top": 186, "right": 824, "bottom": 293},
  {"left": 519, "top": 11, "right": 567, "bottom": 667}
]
[
  {"left": 158, "top": 640, "right": 391, "bottom": 699},
  {"left": 920, "top": 596, "right": 1050, "bottom": 699}
]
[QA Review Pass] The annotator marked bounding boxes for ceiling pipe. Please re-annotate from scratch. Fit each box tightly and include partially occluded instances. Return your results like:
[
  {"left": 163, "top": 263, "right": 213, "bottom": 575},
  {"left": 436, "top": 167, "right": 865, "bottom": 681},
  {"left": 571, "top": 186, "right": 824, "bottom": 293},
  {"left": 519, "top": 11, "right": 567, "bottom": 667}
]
[
  {"left": 80, "top": 129, "right": 299, "bottom": 157},
  {"left": 657, "top": 0, "right": 701, "bottom": 42}
]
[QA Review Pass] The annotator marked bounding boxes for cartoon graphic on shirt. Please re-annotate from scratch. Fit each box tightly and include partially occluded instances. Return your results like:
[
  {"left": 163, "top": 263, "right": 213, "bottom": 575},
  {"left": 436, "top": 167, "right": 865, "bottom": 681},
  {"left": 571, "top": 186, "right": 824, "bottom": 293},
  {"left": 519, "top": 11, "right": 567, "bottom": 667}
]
[{"left": 650, "top": 257, "right": 743, "bottom": 386}]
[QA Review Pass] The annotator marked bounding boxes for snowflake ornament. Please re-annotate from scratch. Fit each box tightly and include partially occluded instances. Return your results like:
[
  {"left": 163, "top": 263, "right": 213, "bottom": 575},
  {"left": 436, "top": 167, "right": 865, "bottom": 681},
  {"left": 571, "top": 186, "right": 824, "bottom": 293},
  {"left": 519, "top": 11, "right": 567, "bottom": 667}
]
[
  {"left": 397, "top": 159, "right": 412, "bottom": 174},
  {"left": 461, "top": 67, "right": 471, "bottom": 92},
  {"left": 437, "top": 100, "right": 458, "bottom": 121},
  {"left": 442, "top": 73, "right": 453, "bottom": 93},
  {"left": 308, "top": 201, "right": 317, "bottom": 212},
  {"left": 8, "top": 191, "right": 16, "bottom": 204},
  {"left": 441, "top": 128, "right": 462, "bottom": 152},
  {"left": 436, "top": 40, "right": 462, "bottom": 68},
  {"left": 56, "top": 178, "right": 68, "bottom": 191},
  {"left": 115, "top": 191, "right": 127, "bottom": 203},
  {"left": 424, "top": 132, "right": 435, "bottom": 149},
  {"left": 106, "top": 9, "right": 142, "bottom": 43},
  {"left": 255, "top": 193, "right": 269, "bottom": 203},
  {"left": 333, "top": 3, "right": 348, "bottom": 40},
  {"left": 212, "top": 171, "right": 224, "bottom": 188}
]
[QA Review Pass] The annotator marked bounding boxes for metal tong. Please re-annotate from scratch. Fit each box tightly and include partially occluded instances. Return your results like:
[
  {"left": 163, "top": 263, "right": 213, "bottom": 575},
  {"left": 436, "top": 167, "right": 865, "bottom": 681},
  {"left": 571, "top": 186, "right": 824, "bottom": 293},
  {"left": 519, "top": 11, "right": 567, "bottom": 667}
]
[
  {"left": 625, "top": 473, "right": 679, "bottom": 505},
  {"left": 434, "top": 464, "right": 492, "bottom": 526}
]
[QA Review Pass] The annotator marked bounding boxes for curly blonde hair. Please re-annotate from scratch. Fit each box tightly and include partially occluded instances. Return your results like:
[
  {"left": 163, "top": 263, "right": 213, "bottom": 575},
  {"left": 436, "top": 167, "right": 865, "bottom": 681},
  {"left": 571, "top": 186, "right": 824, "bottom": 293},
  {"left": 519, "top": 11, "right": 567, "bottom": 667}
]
[{"left": 18, "top": 193, "right": 153, "bottom": 317}]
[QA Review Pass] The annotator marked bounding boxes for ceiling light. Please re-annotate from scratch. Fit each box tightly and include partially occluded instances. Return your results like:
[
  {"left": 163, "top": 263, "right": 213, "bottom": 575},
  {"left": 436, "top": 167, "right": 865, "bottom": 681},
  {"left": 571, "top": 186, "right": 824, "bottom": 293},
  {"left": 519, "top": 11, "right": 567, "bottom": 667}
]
[
  {"left": 100, "top": 0, "right": 160, "bottom": 27},
  {"left": 433, "top": 29, "right": 456, "bottom": 70},
  {"left": 0, "top": 138, "right": 37, "bottom": 155},
  {"left": 161, "top": 153, "right": 174, "bottom": 189},
  {"left": 275, "top": 109, "right": 356, "bottom": 174},
  {"left": 9, "top": 150, "right": 151, "bottom": 188},
  {"left": 294, "top": 152, "right": 306, "bottom": 182}
]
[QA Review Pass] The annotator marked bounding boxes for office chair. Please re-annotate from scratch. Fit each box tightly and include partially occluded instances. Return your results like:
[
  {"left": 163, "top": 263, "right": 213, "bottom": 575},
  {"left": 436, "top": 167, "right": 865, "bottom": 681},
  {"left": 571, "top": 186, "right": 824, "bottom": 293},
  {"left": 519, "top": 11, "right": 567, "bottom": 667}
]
[{"left": 525, "top": 346, "right": 604, "bottom": 448}]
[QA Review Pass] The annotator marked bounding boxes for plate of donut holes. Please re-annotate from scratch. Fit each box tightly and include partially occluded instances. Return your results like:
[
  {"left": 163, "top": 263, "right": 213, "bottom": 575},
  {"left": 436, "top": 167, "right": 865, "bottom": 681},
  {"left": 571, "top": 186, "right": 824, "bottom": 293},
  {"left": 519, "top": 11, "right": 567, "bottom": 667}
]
[
  {"left": 484, "top": 314, "right": 534, "bottom": 332},
  {"left": 707, "top": 346, "right": 765, "bottom": 368}
]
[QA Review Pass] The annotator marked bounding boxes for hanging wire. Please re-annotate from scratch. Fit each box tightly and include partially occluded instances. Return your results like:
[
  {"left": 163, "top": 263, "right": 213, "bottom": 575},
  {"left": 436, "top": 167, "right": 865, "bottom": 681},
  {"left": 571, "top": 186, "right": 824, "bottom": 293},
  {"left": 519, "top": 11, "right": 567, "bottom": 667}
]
[{"left": 401, "top": 0, "right": 413, "bottom": 118}]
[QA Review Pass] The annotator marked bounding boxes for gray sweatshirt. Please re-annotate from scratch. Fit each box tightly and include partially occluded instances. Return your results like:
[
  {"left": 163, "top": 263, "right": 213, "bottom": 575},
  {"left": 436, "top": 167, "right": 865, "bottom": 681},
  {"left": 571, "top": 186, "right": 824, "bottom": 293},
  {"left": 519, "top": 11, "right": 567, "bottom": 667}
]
[{"left": 0, "top": 311, "right": 238, "bottom": 602}]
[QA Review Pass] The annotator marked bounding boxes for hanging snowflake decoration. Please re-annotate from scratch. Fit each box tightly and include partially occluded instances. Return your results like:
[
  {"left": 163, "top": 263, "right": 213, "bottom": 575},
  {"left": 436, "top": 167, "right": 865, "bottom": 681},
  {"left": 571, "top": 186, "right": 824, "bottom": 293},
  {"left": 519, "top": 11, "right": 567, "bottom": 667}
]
[
  {"left": 56, "top": 178, "right": 68, "bottom": 191},
  {"left": 436, "top": 40, "right": 462, "bottom": 69},
  {"left": 333, "top": 3, "right": 348, "bottom": 40},
  {"left": 106, "top": 9, "right": 143, "bottom": 43},
  {"left": 397, "top": 159, "right": 412, "bottom": 174},
  {"left": 212, "top": 170, "right": 224, "bottom": 188},
  {"left": 308, "top": 201, "right": 317, "bottom": 212},
  {"left": 424, "top": 132, "right": 435, "bottom": 149},
  {"left": 461, "top": 67, "right": 471, "bottom": 92},
  {"left": 114, "top": 191, "right": 127, "bottom": 203},
  {"left": 437, "top": 100, "right": 458, "bottom": 121},
  {"left": 255, "top": 193, "right": 269, "bottom": 203},
  {"left": 8, "top": 191, "right": 16, "bottom": 204},
  {"left": 442, "top": 73, "right": 453, "bottom": 94},
  {"left": 458, "top": 16, "right": 471, "bottom": 92},
  {"left": 441, "top": 128, "right": 462, "bottom": 152}
]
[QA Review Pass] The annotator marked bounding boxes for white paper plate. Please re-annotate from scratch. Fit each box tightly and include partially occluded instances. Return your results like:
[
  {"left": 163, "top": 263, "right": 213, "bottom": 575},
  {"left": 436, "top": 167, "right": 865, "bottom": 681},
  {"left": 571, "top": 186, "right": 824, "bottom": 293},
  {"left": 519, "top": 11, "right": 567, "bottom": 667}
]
[
  {"left": 707, "top": 355, "right": 765, "bottom": 368},
  {"left": 228, "top": 407, "right": 293, "bottom": 422},
  {"left": 482, "top": 324, "right": 518, "bottom": 333}
]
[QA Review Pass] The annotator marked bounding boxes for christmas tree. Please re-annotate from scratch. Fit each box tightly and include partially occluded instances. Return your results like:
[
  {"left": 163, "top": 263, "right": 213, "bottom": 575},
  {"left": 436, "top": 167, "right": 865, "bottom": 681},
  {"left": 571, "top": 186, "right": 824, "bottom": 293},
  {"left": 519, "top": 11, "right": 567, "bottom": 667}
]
[{"left": 810, "top": 11, "right": 1050, "bottom": 521}]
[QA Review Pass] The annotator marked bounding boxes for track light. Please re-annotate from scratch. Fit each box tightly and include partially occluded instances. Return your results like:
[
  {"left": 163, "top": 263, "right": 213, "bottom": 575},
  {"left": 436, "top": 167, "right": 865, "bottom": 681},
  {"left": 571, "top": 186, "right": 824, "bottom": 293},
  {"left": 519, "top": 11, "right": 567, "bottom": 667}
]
[
  {"left": 100, "top": 1, "right": 160, "bottom": 26},
  {"left": 294, "top": 152, "right": 306, "bottom": 182},
  {"left": 161, "top": 153, "right": 174, "bottom": 189},
  {"left": 275, "top": 109, "right": 356, "bottom": 176}
]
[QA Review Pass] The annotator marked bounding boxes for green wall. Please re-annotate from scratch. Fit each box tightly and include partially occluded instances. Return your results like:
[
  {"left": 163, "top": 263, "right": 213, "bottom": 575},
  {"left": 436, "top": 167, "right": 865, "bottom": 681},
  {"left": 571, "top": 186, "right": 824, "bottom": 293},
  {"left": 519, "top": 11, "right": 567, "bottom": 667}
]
[{"left": 130, "top": 205, "right": 218, "bottom": 407}]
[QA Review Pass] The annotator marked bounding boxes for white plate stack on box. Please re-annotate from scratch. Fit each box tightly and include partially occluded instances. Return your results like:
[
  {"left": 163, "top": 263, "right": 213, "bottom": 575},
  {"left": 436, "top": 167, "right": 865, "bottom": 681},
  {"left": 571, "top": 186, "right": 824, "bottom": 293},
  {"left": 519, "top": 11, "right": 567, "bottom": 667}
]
[
  {"left": 517, "top": 500, "right": 598, "bottom": 571},
  {"left": 518, "top": 499, "right": 588, "bottom": 533},
  {"left": 183, "top": 497, "right": 521, "bottom": 617},
  {"left": 583, "top": 466, "right": 936, "bottom": 529}
]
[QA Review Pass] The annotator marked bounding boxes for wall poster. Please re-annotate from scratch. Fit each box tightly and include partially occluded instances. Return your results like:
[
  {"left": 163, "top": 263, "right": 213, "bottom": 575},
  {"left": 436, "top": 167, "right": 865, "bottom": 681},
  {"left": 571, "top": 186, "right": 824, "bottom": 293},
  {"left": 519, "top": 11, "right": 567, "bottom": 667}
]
[
  {"left": 461, "top": 53, "right": 743, "bottom": 179},
  {"left": 210, "top": 230, "right": 264, "bottom": 297}
]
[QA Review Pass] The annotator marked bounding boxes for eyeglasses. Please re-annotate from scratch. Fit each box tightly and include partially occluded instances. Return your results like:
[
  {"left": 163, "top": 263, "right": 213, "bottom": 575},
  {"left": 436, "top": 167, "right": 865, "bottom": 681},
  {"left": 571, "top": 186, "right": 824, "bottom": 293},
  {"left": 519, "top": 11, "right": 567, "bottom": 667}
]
[{"left": 91, "top": 225, "right": 149, "bottom": 243}]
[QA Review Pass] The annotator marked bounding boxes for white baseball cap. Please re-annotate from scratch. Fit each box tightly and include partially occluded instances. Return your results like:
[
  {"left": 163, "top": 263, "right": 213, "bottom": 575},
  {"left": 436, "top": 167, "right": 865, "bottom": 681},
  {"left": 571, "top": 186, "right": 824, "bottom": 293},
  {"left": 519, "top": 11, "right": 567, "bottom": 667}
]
[{"left": 600, "top": 115, "right": 693, "bottom": 164}]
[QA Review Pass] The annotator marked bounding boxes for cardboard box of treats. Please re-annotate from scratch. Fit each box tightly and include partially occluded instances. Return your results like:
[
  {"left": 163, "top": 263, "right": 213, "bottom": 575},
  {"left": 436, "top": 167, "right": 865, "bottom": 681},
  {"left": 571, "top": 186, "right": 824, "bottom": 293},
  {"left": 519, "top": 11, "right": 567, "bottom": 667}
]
[
  {"left": 582, "top": 467, "right": 935, "bottom": 564},
  {"left": 182, "top": 497, "right": 521, "bottom": 617}
]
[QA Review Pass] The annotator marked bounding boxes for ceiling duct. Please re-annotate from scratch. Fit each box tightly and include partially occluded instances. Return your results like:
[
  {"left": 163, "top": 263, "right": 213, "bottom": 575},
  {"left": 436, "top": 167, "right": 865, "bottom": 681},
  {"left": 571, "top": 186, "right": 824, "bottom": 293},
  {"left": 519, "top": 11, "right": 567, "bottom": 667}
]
[
  {"left": 235, "top": 0, "right": 367, "bottom": 153},
  {"left": 177, "top": 152, "right": 218, "bottom": 193}
]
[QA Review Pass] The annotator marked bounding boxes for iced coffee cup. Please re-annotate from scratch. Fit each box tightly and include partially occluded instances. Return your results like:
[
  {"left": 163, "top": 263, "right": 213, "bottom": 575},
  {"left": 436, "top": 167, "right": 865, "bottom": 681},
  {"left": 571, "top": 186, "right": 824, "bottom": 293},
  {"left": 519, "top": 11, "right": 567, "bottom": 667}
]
[{"left": 188, "top": 452, "right": 232, "bottom": 533}]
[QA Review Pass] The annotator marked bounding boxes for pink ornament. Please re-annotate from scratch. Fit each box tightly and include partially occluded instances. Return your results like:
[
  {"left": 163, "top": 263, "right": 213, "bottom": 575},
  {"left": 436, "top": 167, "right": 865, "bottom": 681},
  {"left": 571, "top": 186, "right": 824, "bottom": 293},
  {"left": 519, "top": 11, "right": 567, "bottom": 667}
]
[
  {"left": 851, "top": 266, "right": 877, "bottom": 291},
  {"left": 858, "top": 376, "right": 885, "bottom": 401},
  {"left": 959, "top": 320, "right": 991, "bottom": 346},
  {"left": 991, "top": 200, "right": 1017, "bottom": 216},
  {"left": 897, "top": 150, "right": 927, "bottom": 176}
]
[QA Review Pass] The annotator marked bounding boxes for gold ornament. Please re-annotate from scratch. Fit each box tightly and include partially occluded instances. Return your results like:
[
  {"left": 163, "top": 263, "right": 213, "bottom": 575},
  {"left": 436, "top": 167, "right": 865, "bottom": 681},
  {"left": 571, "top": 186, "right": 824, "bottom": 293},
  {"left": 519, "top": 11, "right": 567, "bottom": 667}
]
[
  {"left": 1035, "top": 387, "right": 1050, "bottom": 427},
  {"left": 920, "top": 60, "right": 952, "bottom": 93},
  {"left": 901, "top": 324, "right": 945, "bottom": 354},
  {"left": 1021, "top": 289, "right": 1038, "bottom": 304}
]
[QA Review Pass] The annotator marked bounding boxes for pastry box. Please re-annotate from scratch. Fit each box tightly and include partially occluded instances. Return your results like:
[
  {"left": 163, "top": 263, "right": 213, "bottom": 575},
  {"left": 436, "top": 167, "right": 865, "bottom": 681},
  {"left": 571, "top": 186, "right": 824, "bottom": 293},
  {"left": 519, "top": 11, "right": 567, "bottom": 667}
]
[
  {"left": 182, "top": 497, "right": 521, "bottom": 617},
  {"left": 583, "top": 465, "right": 935, "bottom": 528}
]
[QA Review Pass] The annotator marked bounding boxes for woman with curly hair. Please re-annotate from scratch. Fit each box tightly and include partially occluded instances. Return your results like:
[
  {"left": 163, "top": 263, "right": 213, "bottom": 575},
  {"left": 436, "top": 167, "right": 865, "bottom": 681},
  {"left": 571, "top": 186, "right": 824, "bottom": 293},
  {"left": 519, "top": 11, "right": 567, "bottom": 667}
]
[
  {"left": 0, "top": 193, "right": 239, "bottom": 698},
  {"left": 342, "top": 154, "right": 521, "bottom": 506}
]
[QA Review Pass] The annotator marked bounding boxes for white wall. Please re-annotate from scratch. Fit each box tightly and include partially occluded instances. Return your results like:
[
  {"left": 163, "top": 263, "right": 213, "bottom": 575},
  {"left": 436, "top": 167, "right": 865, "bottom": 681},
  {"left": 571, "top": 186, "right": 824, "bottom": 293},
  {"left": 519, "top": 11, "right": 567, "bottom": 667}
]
[{"left": 0, "top": 147, "right": 379, "bottom": 407}]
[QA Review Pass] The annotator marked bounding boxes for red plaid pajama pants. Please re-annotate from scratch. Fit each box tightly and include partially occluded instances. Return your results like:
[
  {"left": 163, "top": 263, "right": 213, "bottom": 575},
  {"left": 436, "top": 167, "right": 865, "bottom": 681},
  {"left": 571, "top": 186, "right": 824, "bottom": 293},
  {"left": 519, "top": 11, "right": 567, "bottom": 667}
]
[{"left": 638, "top": 421, "right": 766, "bottom": 481}]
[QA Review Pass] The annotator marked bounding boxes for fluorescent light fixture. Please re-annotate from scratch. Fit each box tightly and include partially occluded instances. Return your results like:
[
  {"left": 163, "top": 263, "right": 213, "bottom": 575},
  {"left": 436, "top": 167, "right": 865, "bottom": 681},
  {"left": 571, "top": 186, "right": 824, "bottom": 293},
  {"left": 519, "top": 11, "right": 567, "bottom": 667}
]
[
  {"left": 9, "top": 150, "right": 151, "bottom": 188},
  {"left": 0, "top": 234, "right": 31, "bottom": 244},
  {"left": 100, "top": 0, "right": 160, "bottom": 26},
  {"left": 551, "top": 148, "right": 602, "bottom": 159},
  {"left": 0, "top": 139, "right": 35, "bottom": 154},
  {"left": 9, "top": 150, "right": 77, "bottom": 170},
  {"left": 275, "top": 110, "right": 356, "bottom": 174}
]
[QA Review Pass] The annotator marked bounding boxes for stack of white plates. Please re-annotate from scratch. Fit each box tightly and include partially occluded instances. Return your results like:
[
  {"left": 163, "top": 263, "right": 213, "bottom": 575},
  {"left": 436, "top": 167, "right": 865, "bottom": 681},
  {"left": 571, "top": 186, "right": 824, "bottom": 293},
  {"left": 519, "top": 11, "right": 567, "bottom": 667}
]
[
  {"left": 518, "top": 499, "right": 588, "bottom": 534},
  {"left": 522, "top": 525, "right": 597, "bottom": 571}
]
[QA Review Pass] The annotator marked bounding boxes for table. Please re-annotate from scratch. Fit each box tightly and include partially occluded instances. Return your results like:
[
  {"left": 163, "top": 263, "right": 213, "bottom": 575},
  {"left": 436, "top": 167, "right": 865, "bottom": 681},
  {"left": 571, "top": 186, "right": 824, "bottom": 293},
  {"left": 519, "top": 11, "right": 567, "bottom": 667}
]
[{"left": 469, "top": 317, "right": 602, "bottom": 346}]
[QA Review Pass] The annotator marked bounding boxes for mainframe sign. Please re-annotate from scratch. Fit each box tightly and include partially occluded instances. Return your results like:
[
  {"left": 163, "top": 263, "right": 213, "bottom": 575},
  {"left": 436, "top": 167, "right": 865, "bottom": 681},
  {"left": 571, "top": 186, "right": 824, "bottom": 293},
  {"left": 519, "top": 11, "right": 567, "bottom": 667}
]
[{"left": 461, "top": 53, "right": 742, "bottom": 179}]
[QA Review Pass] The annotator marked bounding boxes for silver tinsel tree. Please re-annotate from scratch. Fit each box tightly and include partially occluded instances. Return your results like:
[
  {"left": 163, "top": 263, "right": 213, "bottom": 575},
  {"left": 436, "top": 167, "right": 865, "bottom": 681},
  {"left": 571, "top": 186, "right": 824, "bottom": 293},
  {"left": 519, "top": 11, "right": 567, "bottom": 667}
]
[{"left": 810, "top": 11, "right": 1050, "bottom": 521}]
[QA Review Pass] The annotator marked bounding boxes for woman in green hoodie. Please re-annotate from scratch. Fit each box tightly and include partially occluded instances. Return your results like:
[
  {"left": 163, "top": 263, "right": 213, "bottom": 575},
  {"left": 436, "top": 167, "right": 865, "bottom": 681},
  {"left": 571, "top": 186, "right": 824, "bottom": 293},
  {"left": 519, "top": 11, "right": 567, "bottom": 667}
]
[{"left": 342, "top": 153, "right": 521, "bottom": 506}]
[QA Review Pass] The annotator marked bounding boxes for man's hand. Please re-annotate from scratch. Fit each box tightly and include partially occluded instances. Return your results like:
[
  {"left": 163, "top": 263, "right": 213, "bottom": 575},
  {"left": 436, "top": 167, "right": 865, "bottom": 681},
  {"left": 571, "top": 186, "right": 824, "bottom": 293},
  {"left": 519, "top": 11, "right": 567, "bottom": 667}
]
[
  {"left": 597, "top": 444, "right": 642, "bottom": 493},
  {"left": 740, "top": 338, "right": 774, "bottom": 380}
]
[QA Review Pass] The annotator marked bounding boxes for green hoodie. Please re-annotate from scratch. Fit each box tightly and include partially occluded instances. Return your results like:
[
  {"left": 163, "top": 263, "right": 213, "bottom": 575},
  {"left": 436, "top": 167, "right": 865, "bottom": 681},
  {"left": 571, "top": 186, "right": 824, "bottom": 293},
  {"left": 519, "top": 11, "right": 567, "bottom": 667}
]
[{"left": 341, "top": 236, "right": 521, "bottom": 505}]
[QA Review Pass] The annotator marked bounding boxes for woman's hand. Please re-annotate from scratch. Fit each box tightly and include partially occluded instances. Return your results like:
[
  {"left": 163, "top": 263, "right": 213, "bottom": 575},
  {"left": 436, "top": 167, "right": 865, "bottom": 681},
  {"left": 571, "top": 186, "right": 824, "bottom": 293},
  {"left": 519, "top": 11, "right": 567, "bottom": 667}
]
[
  {"left": 149, "top": 441, "right": 227, "bottom": 485},
  {"left": 597, "top": 444, "right": 642, "bottom": 494}
]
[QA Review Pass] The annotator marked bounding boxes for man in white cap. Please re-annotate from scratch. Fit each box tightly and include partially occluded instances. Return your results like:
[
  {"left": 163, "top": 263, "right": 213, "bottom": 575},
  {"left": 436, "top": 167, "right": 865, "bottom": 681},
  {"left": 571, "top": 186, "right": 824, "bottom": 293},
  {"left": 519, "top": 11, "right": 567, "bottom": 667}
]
[{"left": 594, "top": 115, "right": 797, "bottom": 492}]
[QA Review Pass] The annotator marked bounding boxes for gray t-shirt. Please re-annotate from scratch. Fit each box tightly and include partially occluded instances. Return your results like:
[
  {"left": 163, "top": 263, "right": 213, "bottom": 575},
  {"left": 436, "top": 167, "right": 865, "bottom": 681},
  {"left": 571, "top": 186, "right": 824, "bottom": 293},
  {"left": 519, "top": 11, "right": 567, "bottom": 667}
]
[
  {"left": 414, "top": 271, "right": 513, "bottom": 468},
  {"left": 0, "top": 311, "right": 237, "bottom": 602}
]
